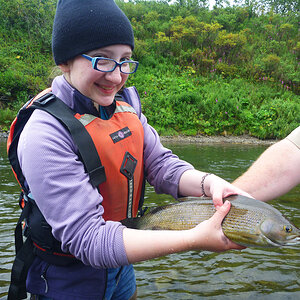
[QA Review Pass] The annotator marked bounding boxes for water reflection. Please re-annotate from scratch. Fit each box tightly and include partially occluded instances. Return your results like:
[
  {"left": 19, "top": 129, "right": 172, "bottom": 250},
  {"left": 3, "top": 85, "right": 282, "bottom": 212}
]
[{"left": 0, "top": 139, "right": 299, "bottom": 299}]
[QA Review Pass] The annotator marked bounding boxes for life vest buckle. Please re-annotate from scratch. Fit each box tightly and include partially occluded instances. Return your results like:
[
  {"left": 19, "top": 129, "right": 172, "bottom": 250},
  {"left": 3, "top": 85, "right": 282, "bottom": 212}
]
[
  {"left": 120, "top": 152, "right": 137, "bottom": 180},
  {"left": 34, "top": 93, "right": 56, "bottom": 106}
]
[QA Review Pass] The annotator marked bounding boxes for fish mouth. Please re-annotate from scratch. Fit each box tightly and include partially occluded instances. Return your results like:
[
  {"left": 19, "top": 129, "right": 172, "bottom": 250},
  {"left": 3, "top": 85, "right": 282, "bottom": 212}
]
[
  {"left": 262, "top": 233, "right": 300, "bottom": 247},
  {"left": 261, "top": 234, "right": 283, "bottom": 247},
  {"left": 284, "top": 236, "right": 300, "bottom": 246}
]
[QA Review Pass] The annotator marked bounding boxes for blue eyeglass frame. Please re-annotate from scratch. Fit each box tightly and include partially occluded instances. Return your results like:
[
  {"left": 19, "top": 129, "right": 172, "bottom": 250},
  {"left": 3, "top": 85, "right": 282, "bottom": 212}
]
[{"left": 81, "top": 54, "right": 139, "bottom": 74}]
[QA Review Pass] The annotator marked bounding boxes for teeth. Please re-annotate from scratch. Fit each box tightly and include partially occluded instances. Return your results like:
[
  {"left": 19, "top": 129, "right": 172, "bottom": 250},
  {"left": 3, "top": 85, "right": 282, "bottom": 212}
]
[{"left": 101, "top": 86, "right": 113, "bottom": 90}]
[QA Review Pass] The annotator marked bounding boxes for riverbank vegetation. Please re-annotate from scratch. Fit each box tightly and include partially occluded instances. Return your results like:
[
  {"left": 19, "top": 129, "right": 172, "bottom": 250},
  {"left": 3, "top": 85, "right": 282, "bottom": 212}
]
[{"left": 0, "top": 0, "right": 299, "bottom": 138}]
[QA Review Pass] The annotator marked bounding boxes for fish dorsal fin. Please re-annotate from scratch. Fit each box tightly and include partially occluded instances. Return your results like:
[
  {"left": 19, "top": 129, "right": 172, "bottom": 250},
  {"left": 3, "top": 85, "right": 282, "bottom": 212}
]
[
  {"left": 226, "top": 195, "right": 282, "bottom": 216},
  {"left": 179, "top": 195, "right": 283, "bottom": 217},
  {"left": 177, "top": 196, "right": 211, "bottom": 202}
]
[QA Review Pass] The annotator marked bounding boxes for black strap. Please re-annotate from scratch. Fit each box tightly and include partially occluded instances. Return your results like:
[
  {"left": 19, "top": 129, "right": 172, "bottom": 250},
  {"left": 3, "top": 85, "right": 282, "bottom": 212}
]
[
  {"left": 8, "top": 100, "right": 36, "bottom": 195},
  {"left": 8, "top": 238, "right": 35, "bottom": 300},
  {"left": 32, "top": 93, "right": 106, "bottom": 188},
  {"left": 8, "top": 93, "right": 106, "bottom": 194},
  {"left": 120, "top": 152, "right": 137, "bottom": 218},
  {"left": 14, "top": 199, "right": 31, "bottom": 254},
  {"left": 8, "top": 200, "right": 34, "bottom": 300}
]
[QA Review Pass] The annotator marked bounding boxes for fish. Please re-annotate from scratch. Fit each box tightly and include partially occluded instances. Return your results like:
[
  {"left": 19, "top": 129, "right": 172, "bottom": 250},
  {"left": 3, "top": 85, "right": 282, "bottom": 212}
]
[{"left": 121, "top": 195, "right": 300, "bottom": 248}]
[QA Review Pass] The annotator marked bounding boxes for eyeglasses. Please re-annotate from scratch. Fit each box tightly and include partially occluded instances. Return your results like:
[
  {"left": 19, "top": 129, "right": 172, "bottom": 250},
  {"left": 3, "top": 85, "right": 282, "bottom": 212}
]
[{"left": 81, "top": 54, "right": 139, "bottom": 74}]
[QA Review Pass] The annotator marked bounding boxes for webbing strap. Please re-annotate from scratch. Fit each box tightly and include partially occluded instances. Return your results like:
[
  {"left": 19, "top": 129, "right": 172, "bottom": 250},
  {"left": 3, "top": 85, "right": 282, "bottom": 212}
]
[
  {"left": 32, "top": 93, "right": 106, "bottom": 188},
  {"left": 14, "top": 198, "right": 31, "bottom": 254},
  {"left": 8, "top": 238, "right": 35, "bottom": 300},
  {"left": 7, "top": 197, "right": 32, "bottom": 299}
]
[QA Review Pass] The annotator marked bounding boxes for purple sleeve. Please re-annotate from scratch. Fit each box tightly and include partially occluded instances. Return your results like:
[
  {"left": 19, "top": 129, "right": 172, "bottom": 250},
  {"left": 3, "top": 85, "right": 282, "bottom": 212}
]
[
  {"left": 18, "top": 110, "right": 129, "bottom": 269},
  {"left": 141, "top": 113, "right": 194, "bottom": 199}
]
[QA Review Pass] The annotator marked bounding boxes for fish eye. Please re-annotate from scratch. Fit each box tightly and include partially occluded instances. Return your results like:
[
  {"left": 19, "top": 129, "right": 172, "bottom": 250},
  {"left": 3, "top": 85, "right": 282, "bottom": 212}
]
[{"left": 283, "top": 225, "right": 292, "bottom": 233}]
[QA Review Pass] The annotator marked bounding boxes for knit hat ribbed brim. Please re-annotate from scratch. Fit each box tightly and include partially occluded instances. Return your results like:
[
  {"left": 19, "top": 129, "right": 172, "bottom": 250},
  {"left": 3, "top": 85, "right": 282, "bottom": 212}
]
[{"left": 52, "top": 0, "right": 134, "bottom": 65}]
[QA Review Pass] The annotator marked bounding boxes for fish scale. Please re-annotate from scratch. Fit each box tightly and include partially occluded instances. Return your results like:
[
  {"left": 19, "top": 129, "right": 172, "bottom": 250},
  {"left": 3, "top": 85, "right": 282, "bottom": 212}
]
[{"left": 121, "top": 195, "right": 300, "bottom": 248}]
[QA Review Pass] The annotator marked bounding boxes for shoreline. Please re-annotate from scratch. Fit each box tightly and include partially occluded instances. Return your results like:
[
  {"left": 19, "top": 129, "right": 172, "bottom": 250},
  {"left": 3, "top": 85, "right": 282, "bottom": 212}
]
[
  {"left": 1, "top": 130, "right": 277, "bottom": 146},
  {"left": 160, "top": 134, "right": 277, "bottom": 145}
]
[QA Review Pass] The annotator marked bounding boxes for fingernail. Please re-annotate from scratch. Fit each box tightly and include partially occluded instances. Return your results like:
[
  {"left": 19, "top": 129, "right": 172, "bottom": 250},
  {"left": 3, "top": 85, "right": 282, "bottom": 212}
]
[{"left": 224, "top": 200, "right": 230, "bottom": 207}]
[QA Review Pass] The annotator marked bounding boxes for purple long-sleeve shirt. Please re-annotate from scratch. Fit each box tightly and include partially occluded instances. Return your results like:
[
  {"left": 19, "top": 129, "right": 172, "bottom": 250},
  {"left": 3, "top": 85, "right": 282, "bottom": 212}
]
[{"left": 18, "top": 76, "right": 193, "bottom": 272}]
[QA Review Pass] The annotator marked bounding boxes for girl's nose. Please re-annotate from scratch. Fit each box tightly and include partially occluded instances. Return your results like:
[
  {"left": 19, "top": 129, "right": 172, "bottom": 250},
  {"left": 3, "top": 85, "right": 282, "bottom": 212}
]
[{"left": 104, "top": 67, "right": 123, "bottom": 84}]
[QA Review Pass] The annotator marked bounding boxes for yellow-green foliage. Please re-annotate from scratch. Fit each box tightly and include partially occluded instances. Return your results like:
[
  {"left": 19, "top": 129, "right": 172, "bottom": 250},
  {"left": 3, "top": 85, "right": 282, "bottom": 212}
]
[
  {"left": 215, "top": 31, "right": 246, "bottom": 50},
  {"left": 262, "top": 54, "right": 281, "bottom": 73}
]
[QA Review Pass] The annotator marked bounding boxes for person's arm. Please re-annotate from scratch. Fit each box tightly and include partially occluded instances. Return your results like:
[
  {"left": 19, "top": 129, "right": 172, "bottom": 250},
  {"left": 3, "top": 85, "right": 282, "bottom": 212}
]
[
  {"left": 233, "top": 137, "right": 300, "bottom": 201},
  {"left": 123, "top": 200, "right": 243, "bottom": 263},
  {"left": 141, "top": 114, "right": 250, "bottom": 207},
  {"left": 178, "top": 169, "right": 251, "bottom": 207}
]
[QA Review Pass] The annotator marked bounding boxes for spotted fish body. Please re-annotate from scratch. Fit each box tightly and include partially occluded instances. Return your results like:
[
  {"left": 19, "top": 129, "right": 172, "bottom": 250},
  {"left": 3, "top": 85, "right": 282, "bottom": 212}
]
[{"left": 121, "top": 195, "right": 300, "bottom": 248}]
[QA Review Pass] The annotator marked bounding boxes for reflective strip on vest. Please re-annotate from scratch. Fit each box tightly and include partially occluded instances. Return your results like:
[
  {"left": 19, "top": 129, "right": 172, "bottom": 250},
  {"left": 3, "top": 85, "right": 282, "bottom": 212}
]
[
  {"left": 115, "top": 105, "right": 137, "bottom": 114},
  {"left": 78, "top": 114, "right": 97, "bottom": 127},
  {"left": 78, "top": 104, "right": 137, "bottom": 127}
]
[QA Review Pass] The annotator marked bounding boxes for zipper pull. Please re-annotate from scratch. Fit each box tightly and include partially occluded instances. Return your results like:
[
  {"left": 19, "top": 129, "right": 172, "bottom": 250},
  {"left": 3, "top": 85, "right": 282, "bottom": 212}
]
[
  {"left": 41, "top": 265, "right": 50, "bottom": 293},
  {"left": 41, "top": 273, "right": 49, "bottom": 293}
]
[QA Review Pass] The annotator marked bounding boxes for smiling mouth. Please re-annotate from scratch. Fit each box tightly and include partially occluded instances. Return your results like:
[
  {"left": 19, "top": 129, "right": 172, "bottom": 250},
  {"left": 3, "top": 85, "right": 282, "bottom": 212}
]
[
  {"left": 100, "top": 86, "right": 113, "bottom": 90},
  {"left": 95, "top": 84, "right": 115, "bottom": 94}
]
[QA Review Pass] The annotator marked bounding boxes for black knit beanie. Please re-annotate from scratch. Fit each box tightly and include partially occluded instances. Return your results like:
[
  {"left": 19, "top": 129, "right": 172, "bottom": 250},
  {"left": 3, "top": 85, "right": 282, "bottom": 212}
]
[{"left": 52, "top": 0, "right": 134, "bottom": 65}]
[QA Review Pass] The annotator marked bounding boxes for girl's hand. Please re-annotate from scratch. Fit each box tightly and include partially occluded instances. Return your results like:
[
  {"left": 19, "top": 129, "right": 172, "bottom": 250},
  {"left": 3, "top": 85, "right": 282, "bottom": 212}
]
[
  {"left": 186, "top": 200, "right": 245, "bottom": 252},
  {"left": 203, "top": 174, "right": 252, "bottom": 209},
  {"left": 179, "top": 170, "right": 252, "bottom": 209}
]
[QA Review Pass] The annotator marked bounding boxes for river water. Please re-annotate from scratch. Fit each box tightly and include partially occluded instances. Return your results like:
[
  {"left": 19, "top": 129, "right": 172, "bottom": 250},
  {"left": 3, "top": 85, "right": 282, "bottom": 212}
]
[{"left": 0, "top": 139, "right": 299, "bottom": 299}]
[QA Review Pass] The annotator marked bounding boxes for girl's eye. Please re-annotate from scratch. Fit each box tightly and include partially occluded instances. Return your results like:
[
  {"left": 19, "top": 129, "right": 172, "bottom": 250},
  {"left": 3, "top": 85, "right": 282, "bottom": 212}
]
[{"left": 121, "top": 57, "right": 131, "bottom": 62}]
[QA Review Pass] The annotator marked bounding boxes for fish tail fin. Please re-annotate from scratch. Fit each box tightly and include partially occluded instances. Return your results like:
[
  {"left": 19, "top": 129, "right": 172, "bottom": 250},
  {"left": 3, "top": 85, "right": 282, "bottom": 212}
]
[{"left": 120, "top": 217, "right": 140, "bottom": 229}]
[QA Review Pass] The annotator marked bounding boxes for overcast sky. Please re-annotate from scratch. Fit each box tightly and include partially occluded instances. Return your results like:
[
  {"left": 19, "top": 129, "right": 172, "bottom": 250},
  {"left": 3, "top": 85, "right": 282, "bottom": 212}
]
[
  {"left": 124, "top": 0, "right": 237, "bottom": 10},
  {"left": 209, "top": 0, "right": 216, "bottom": 9},
  {"left": 208, "top": 0, "right": 235, "bottom": 10}
]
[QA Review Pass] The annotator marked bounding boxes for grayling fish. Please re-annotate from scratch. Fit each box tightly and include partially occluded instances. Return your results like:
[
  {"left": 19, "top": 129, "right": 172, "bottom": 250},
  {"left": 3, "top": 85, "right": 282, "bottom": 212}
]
[{"left": 121, "top": 195, "right": 300, "bottom": 248}]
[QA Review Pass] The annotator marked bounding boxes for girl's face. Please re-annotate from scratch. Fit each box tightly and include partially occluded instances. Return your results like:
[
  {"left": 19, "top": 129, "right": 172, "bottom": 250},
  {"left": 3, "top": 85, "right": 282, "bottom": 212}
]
[{"left": 60, "top": 44, "right": 132, "bottom": 106}]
